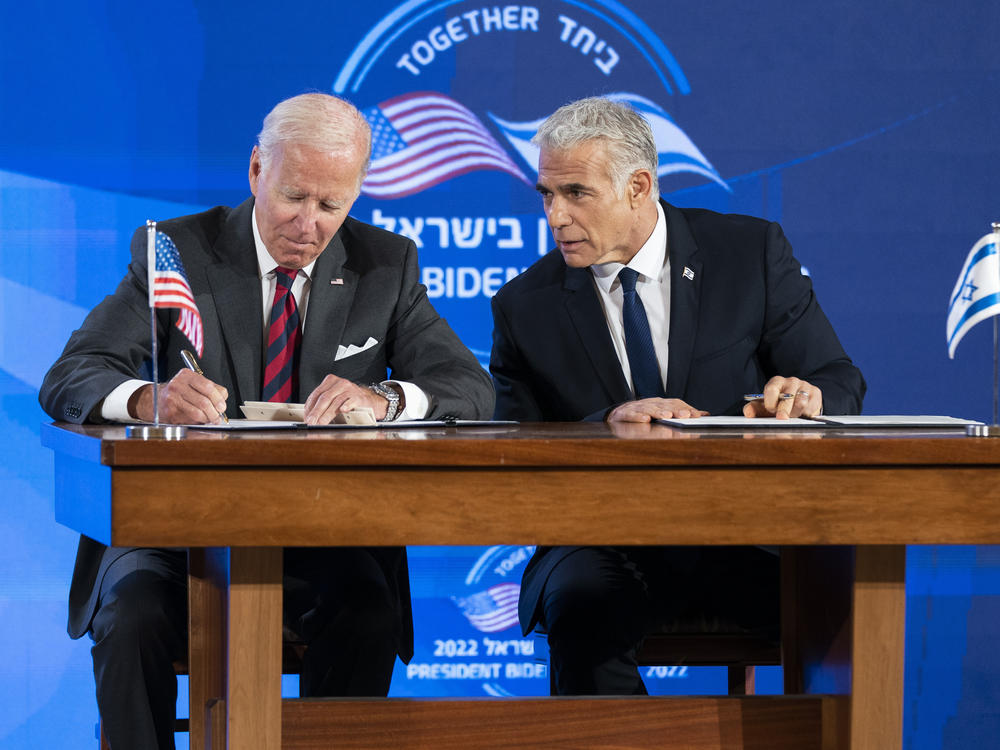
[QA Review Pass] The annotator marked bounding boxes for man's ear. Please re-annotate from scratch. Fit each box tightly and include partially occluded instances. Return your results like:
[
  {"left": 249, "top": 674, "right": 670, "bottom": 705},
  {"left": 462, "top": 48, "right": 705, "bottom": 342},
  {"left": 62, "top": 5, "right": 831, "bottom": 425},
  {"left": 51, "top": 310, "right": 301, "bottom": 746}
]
[
  {"left": 628, "top": 169, "right": 654, "bottom": 207},
  {"left": 248, "top": 146, "right": 262, "bottom": 196}
]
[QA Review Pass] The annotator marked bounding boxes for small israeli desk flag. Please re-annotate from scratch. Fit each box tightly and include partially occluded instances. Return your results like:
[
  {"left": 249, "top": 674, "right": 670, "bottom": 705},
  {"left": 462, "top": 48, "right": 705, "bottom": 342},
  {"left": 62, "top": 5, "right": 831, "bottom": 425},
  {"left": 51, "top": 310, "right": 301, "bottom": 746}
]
[{"left": 947, "top": 225, "right": 1000, "bottom": 359}]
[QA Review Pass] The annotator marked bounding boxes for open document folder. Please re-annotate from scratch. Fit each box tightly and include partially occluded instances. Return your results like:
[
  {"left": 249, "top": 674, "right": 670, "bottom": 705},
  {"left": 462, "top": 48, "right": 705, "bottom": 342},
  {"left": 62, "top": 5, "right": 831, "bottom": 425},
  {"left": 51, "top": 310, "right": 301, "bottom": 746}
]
[
  {"left": 654, "top": 415, "right": 985, "bottom": 428},
  {"left": 176, "top": 401, "right": 516, "bottom": 430}
]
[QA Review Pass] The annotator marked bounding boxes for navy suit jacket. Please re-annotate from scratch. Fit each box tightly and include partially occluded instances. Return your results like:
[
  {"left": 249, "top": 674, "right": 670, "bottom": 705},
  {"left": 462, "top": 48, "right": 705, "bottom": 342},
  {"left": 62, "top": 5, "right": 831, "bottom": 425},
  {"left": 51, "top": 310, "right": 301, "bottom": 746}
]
[
  {"left": 489, "top": 201, "right": 866, "bottom": 632},
  {"left": 40, "top": 198, "right": 495, "bottom": 659}
]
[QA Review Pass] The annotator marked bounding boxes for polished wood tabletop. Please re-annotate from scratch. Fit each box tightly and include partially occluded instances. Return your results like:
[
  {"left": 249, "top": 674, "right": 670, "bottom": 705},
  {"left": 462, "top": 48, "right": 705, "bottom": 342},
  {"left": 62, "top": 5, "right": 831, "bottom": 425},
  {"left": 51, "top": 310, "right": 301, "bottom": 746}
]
[
  {"left": 46, "top": 419, "right": 1000, "bottom": 467},
  {"left": 44, "top": 421, "right": 1000, "bottom": 549}
]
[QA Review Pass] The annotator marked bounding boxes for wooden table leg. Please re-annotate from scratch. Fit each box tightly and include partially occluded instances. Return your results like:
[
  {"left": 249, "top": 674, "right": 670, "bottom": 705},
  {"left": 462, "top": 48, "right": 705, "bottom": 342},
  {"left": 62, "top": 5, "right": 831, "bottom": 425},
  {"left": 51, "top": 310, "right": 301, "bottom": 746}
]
[
  {"left": 850, "top": 545, "right": 906, "bottom": 750},
  {"left": 227, "top": 547, "right": 283, "bottom": 750},
  {"left": 189, "top": 547, "right": 283, "bottom": 750},
  {"left": 187, "top": 548, "right": 225, "bottom": 750}
]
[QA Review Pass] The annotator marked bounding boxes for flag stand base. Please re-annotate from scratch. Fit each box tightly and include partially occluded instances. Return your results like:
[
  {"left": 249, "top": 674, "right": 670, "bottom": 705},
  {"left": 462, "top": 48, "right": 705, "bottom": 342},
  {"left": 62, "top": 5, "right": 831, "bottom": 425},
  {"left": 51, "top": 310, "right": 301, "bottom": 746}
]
[
  {"left": 966, "top": 424, "right": 1000, "bottom": 437},
  {"left": 125, "top": 425, "right": 188, "bottom": 440}
]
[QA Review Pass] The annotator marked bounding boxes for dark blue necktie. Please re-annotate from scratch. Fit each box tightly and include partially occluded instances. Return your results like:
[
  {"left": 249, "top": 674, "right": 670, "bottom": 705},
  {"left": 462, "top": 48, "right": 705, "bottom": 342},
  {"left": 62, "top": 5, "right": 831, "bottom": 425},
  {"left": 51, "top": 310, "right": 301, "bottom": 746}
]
[
  {"left": 261, "top": 267, "right": 301, "bottom": 403},
  {"left": 619, "top": 267, "right": 664, "bottom": 399}
]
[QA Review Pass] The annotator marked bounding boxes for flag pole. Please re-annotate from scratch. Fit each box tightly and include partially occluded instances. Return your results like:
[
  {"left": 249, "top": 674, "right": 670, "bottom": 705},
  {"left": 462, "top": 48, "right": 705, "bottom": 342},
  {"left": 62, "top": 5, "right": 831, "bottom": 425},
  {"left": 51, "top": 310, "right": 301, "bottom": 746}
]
[
  {"left": 967, "top": 222, "right": 1000, "bottom": 437},
  {"left": 148, "top": 221, "right": 161, "bottom": 427},
  {"left": 993, "top": 222, "right": 1000, "bottom": 429},
  {"left": 126, "top": 221, "right": 186, "bottom": 440}
]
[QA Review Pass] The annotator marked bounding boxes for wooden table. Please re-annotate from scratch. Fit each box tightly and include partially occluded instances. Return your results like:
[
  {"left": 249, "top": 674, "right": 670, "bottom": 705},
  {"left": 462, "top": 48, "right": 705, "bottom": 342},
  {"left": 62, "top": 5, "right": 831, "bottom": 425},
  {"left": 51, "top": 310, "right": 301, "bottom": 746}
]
[{"left": 42, "top": 421, "right": 1000, "bottom": 749}]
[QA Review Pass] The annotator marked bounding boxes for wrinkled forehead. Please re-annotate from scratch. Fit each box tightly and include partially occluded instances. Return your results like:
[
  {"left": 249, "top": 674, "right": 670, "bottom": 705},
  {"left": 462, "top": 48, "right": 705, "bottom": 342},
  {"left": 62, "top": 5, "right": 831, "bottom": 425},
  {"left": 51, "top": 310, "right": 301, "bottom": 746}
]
[{"left": 537, "top": 140, "right": 614, "bottom": 186}]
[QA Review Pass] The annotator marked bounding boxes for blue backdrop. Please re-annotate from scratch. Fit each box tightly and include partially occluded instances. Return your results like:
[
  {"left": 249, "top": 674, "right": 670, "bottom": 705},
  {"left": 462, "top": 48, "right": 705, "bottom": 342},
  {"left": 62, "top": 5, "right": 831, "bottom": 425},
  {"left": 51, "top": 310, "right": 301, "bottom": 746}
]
[{"left": 2, "top": 1, "right": 999, "bottom": 747}]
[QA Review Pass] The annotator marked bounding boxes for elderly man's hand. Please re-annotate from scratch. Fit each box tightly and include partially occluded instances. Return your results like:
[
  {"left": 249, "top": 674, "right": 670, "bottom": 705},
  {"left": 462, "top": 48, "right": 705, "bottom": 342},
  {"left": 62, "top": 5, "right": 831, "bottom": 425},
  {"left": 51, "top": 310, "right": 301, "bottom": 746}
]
[
  {"left": 743, "top": 376, "right": 822, "bottom": 419},
  {"left": 303, "top": 374, "right": 388, "bottom": 425},
  {"left": 607, "top": 397, "right": 709, "bottom": 423},
  {"left": 130, "top": 369, "right": 228, "bottom": 424}
]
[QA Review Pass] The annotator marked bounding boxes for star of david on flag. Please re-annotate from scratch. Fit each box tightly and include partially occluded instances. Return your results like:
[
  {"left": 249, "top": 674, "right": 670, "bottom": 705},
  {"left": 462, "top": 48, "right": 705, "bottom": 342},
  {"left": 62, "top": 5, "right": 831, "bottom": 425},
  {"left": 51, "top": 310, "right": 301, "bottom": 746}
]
[
  {"left": 452, "top": 583, "right": 520, "bottom": 633},
  {"left": 947, "top": 230, "right": 1000, "bottom": 359},
  {"left": 152, "top": 231, "right": 204, "bottom": 356},
  {"left": 361, "top": 91, "right": 529, "bottom": 199}
]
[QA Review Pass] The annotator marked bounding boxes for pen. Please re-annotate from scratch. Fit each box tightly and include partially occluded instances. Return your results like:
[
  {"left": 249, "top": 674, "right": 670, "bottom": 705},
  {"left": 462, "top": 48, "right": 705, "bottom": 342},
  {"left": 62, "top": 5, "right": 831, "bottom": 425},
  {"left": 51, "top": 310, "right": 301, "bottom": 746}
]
[
  {"left": 180, "top": 349, "right": 229, "bottom": 423},
  {"left": 743, "top": 393, "right": 795, "bottom": 402}
]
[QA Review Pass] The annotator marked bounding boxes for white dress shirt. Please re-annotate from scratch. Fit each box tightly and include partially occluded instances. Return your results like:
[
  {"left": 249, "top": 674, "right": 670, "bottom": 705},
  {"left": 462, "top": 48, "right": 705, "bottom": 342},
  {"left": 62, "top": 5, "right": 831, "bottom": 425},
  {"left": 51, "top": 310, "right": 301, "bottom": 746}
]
[{"left": 588, "top": 201, "right": 670, "bottom": 396}]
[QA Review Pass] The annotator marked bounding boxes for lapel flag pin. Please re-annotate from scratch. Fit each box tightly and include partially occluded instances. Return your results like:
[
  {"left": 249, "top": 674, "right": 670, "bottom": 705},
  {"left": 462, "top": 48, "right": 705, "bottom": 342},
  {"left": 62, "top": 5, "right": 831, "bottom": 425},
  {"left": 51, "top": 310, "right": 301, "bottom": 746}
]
[
  {"left": 330, "top": 278, "right": 344, "bottom": 285},
  {"left": 683, "top": 266, "right": 695, "bottom": 281}
]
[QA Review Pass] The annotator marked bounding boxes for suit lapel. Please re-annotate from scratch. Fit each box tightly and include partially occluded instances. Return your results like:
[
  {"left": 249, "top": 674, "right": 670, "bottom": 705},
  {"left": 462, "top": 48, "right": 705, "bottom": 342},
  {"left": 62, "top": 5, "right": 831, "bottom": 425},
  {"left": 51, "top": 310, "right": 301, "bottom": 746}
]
[
  {"left": 206, "top": 199, "right": 264, "bottom": 404},
  {"left": 299, "top": 232, "right": 357, "bottom": 395},
  {"left": 663, "top": 201, "right": 702, "bottom": 398},
  {"left": 563, "top": 266, "right": 633, "bottom": 403}
]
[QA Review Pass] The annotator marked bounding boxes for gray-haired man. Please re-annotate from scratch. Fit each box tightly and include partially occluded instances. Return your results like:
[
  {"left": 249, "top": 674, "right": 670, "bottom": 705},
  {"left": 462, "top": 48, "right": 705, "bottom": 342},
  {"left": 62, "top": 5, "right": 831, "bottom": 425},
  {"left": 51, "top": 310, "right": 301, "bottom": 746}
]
[
  {"left": 41, "top": 93, "right": 494, "bottom": 748},
  {"left": 490, "top": 96, "right": 864, "bottom": 694}
]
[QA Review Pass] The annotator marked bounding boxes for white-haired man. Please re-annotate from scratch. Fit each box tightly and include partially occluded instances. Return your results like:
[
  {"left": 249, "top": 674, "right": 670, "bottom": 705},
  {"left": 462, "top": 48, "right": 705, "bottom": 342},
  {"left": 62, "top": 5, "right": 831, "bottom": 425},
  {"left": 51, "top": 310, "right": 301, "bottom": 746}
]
[
  {"left": 41, "top": 93, "right": 494, "bottom": 748},
  {"left": 490, "top": 96, "right": 865, "bottom": 694}
]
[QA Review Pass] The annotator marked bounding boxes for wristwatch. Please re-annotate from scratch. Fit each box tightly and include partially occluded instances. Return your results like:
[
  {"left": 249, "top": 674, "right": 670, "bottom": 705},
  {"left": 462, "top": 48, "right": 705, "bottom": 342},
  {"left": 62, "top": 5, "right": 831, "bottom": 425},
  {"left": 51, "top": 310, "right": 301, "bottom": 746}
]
[{"left": 368, "top": 382, "right": 401, "bottom": 421}]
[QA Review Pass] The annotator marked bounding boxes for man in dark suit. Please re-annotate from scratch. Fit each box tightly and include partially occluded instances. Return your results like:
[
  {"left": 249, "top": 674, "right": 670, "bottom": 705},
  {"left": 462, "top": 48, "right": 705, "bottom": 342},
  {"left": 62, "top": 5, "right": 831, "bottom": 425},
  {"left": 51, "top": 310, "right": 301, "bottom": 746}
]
[
  {"left": 40, "top": 93, "right": 494, "bottom": 748},
  {"left": 490, "top": 97, "right": 865, "bottom": 695}
]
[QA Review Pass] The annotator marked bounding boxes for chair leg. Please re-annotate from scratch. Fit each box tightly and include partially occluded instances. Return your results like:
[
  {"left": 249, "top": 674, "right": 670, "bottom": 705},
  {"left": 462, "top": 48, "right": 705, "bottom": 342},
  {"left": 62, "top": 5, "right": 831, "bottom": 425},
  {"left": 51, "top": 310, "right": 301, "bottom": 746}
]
[
  {"left": 727, "top": 665, "right": 756, "bottom": 695},
  {"left": 98, "top": 719, "right": 111, "bottom": 750}
]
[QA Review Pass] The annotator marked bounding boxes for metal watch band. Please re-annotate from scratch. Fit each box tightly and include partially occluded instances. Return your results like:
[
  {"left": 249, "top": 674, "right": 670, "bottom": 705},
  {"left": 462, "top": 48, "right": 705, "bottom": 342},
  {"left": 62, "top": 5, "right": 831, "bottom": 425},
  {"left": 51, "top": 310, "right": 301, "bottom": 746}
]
[{"left": 368, "top": 382, "right": 400, "bottom": 421}]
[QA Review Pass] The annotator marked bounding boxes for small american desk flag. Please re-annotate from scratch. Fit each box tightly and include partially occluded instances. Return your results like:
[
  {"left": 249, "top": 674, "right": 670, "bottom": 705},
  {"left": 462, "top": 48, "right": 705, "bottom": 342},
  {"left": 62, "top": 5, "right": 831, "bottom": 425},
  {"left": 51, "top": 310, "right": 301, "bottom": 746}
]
[{"left": 151, "top": 231, "right": 204, "bottom": 356}]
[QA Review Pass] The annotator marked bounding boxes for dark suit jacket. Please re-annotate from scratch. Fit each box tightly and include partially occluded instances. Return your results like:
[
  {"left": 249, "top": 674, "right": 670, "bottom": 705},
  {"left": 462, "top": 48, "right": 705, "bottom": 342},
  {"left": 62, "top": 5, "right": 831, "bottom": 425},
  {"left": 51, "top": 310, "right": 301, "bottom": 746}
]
[
  {"left": 489, "top": 201, "right": 865, "bottom": 633},
  {"left": 40, "top": 198, "right": 495, "bottom": 660}
]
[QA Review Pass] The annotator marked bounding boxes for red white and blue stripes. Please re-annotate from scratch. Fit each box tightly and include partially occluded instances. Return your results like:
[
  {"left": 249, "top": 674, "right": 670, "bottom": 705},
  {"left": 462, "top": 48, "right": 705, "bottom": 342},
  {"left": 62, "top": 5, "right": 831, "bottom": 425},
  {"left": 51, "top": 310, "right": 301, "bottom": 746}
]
[{"left": 261, "top": 267, "right": 301, "bottom": 402}]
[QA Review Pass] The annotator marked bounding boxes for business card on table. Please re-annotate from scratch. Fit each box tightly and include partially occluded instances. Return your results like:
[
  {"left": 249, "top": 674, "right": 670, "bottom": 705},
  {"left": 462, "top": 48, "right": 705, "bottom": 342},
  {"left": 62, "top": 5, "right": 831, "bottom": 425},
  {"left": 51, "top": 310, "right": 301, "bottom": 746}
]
[
  {"left": 240, "top": 401, "right": 305, "bottom": 421},
  {"left": 333, "top": 407, "right": 376, "bottom": 425},
  {"left": 240, "top": 401, "right": 376, "bottom": 425}
]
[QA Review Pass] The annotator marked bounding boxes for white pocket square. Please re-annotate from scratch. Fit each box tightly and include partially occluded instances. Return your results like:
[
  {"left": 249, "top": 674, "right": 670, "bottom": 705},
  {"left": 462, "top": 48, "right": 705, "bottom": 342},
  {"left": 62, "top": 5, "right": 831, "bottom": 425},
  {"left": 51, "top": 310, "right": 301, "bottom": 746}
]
[{"left": 335, "top": 337, "right": 379, "bottom": 361}]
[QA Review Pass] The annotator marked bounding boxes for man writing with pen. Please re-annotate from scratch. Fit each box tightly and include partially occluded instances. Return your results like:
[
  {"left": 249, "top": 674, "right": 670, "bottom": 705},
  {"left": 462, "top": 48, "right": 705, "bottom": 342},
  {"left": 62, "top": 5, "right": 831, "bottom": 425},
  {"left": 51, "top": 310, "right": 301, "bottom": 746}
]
[
  {"left": 39, "top": 93, "right": 493, "bottom": 749},
  {"left": 489, "top": 96, "right": 865, "bottom": 696}
]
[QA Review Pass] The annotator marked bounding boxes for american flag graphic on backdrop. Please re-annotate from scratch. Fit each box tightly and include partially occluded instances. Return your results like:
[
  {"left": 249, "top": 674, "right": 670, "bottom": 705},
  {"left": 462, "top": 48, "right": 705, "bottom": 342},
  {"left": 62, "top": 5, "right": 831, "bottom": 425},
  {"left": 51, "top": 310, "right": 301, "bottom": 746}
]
[
  {"left": 453, "top": 583, "right": 521, "bottom": 633},
  {"left": 153, "top": 231, "right": 204, "bottom": 356},
  {"left": 361, "top": 91, "right": 529, "bottom": 199}
]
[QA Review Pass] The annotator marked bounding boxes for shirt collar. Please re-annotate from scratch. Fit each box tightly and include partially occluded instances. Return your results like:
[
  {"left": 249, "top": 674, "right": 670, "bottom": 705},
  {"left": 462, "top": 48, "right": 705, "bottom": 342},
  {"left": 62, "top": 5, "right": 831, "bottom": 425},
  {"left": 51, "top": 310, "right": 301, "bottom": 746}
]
[
  {"left": 590, "top": 200, "right": 668, "bottom": 293},
  {"left": 252, "top": 205, "right": 316, "bottom": 281}
]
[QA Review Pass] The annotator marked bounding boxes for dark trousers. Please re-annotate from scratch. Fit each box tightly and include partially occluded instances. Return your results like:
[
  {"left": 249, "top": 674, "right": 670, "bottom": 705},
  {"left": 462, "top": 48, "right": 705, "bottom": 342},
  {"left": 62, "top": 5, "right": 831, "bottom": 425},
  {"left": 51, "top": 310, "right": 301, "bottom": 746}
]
[
  {"left": 540, "top": 546, "right": 780, "bottom": 695},
  {"left": 91, "top": 547, "right": 400, "bottom": 750}
]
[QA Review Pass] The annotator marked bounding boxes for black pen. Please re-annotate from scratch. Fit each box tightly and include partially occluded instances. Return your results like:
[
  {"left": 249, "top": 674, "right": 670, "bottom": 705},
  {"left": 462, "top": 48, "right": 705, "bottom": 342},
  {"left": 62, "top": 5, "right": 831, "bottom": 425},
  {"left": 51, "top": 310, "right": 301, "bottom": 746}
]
[
  {"left": 743, "top": 393, "right": 795, "bottom": 403},
  {"left": 180, "top": 349, "right": 229, "bottom": 423}
]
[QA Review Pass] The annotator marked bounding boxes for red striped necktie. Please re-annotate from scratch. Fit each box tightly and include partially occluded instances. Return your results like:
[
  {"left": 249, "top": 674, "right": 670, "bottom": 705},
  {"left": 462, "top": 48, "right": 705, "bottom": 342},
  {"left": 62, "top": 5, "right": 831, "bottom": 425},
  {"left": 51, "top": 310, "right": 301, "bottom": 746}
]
[{"left": 262, "top": 266, "right": 301, "bottom": 402}]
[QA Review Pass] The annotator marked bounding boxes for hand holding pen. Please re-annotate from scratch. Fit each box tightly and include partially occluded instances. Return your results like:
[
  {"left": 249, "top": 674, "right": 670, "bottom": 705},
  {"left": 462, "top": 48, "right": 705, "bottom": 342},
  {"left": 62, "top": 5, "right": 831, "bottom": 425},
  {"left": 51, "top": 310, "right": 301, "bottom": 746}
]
[
  {"left": 180, "top": 350, "right": 229, "bottom": 423},
  {"left": 743, "top": 376, "right": 822, "bottom": 419}
]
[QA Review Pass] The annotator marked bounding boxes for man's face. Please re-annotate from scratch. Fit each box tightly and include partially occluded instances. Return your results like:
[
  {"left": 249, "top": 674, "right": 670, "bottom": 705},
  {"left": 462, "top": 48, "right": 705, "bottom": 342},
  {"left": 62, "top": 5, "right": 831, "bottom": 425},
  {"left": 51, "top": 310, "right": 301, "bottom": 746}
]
[
  {"left": 249, "top": 141, "right": 366, "bottom": 269},
  {"left": 535, "top": 140, "right": 649, "bottom": 268}
]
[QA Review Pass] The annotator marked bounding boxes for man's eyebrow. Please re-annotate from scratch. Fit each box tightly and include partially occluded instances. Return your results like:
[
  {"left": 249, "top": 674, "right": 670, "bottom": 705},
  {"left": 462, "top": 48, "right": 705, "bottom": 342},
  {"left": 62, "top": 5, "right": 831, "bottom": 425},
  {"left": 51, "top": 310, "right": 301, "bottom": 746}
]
[{"left": 535, "top": 181, "right": 589, "bottom": 193}]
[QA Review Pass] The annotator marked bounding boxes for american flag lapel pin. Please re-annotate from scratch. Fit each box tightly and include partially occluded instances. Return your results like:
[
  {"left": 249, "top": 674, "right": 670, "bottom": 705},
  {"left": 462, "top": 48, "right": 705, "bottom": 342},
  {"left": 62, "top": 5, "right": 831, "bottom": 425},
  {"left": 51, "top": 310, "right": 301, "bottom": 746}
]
[
  {"left": 683, "top": 266, "right": 695, "bottom": 281},
  {"left": 330, "top": 278, "right": 344, "bottom": 285}
]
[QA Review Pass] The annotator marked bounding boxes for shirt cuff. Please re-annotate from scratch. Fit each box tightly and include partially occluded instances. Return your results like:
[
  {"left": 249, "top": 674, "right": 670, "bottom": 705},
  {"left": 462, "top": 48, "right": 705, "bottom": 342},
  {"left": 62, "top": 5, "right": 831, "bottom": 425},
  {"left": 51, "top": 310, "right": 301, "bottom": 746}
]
[
  {"left": 101, "top": 379, "right": 151, "bottom": 423},
  {"left": 386, "top": 380, "right": 429, "bottom": 420}
]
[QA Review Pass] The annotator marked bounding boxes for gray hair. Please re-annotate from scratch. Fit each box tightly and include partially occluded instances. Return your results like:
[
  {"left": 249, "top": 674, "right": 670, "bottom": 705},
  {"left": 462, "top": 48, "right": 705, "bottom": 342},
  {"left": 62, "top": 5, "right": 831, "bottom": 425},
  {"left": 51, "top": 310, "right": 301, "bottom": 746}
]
[
  {"left": 256, "top": 93, "right": 373, "bottom": 190},
  {"left": 532, "top": 97, "right": 659, "bottom": 200}
]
